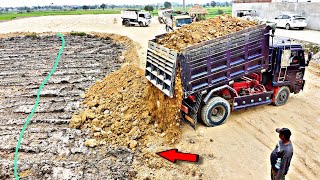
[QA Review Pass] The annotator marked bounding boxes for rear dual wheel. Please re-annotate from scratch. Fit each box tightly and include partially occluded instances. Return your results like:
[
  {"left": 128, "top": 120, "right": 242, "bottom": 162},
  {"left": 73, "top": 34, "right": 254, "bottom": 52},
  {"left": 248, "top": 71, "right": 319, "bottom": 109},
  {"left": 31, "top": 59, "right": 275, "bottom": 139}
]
[
  {"left": 124, "top": 21, "right": 130, "bottom": 27},
  {"left": 201, "top": 97, "right": 230, "bottom": 127}
]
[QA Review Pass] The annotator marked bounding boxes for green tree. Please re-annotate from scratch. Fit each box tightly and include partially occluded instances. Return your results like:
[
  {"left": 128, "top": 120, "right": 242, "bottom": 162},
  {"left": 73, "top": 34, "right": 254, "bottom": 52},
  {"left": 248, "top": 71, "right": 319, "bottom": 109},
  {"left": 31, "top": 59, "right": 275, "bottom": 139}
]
[
  {"left": 82, "top": 5, "right": 89, "bottom": 10},
  {"left": 217, "top": 9, "right": 224, "bottom": 15},
  {"left": 144, "top": 5, "right": 154, "bottom": 13},
  {"left": 211, "top": 1, "right": 216, "bottom": 7},
  {"left": 100, "top": 3, "right": 106, "bottom": 10},
  {"left": 164, "top": 1, "right": 172, "bottom": 9}
]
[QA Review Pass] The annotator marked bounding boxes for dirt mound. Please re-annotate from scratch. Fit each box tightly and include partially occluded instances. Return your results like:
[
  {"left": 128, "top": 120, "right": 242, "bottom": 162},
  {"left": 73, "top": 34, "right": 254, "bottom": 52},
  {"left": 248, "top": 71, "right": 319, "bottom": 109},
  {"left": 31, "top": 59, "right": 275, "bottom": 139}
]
[
  {"left": 69, "top": 65, "right": 182, "bottom": 150},
  {"left": 157, "top": 15, "right": 257, "bottom": 51}
]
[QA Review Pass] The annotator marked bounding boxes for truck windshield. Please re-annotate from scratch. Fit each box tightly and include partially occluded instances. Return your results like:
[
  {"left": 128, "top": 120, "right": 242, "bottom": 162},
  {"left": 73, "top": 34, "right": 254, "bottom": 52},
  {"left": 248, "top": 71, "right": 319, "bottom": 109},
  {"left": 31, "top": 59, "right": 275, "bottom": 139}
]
[
  {"left": 140, "top": 13, "right": 151, "bottom": 19},
  {"left": 146, "top": 13, "right": 151, "bottom": 19},
  {"left": 177, "top": 18, "right": 192, "bottom": 27}
]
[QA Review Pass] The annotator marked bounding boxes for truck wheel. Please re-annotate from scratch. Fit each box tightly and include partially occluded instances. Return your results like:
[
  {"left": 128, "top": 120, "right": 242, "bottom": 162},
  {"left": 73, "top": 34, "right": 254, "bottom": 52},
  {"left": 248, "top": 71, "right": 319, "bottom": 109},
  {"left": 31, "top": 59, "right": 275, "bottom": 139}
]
[
  {"left": 124, "top": 21, "right": 130, "bottom": 27},
  {"left": 201, "top": 97, "right": 230, "bottom": 127},
  {"left": 273, "top": 86, "right": 290, "bottom": 106},
  {"left": 166, "top": 26, "right": 170, "bottom": 32},
  {"left": 299, "top": 27, "right": 304, "bottom": 30},
  {"left": 285, "top": 23, "right": 290, "bottom": 30},
  {"left": 139, "top": 22, "right": 144, "bottom": 27}
]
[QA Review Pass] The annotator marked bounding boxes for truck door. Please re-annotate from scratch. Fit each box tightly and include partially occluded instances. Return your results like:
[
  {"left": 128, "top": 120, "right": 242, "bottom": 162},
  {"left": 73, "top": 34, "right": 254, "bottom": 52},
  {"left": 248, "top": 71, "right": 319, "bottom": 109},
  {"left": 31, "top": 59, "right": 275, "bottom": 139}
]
[
  {"left": 276, "top": 49, "right": 306, "bottom": 93},
  {"left": 138, "top": 13, "right": 145, "bottom": 21}
]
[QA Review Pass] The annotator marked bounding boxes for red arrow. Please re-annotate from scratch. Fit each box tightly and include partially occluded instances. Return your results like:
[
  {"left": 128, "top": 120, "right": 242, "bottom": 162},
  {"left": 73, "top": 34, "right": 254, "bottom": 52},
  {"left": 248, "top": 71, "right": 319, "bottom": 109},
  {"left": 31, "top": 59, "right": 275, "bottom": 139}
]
[{"left": 156, "top": 149, "right": 199, "bottom": 163}]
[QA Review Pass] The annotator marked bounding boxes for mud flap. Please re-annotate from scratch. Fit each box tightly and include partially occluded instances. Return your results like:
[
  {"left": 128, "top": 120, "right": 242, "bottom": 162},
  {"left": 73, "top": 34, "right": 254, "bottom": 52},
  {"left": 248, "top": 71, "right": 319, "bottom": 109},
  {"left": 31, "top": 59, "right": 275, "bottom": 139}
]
[{"left": 181, "top": 93, "right": 202, "bottom": 129}]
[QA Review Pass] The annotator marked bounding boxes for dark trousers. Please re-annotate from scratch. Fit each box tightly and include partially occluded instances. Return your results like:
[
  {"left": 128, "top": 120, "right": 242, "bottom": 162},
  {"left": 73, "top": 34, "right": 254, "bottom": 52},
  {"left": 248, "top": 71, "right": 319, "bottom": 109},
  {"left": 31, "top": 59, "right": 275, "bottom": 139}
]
[{"left": 271, "top": 168, "right": 285, "bottom": 180}]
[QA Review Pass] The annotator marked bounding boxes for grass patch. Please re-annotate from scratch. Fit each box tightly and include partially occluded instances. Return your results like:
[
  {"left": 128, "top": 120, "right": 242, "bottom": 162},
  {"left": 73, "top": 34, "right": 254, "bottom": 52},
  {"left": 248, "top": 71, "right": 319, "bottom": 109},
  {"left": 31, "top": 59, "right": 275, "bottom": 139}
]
[
  {"left": 70, "top": 31, "right": 87, "bottom": 36},
  {"left": 25, "top": 32, "right": 38, "bottom": 38},
  {"left": 0, "top": 9, "right": 121, "bottom": 21},
  {"left": 151, "top": 6, "right": 232, "bottom": 18}
]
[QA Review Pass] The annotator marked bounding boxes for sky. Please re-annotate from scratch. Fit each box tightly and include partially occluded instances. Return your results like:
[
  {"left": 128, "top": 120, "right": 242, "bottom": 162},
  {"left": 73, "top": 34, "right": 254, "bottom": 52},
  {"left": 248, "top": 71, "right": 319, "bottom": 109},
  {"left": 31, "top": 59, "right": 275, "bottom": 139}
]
[{"left": 0, "top": 0, "right": 224, "bottom": 7}]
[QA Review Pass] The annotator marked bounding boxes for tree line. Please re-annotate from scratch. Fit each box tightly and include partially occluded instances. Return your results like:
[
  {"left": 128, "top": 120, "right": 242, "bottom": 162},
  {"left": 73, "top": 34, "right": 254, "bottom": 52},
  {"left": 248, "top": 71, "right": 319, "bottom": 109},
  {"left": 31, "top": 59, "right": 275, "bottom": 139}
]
[{"left": 0, "top": 1, "right": 232, "bottom": 13}]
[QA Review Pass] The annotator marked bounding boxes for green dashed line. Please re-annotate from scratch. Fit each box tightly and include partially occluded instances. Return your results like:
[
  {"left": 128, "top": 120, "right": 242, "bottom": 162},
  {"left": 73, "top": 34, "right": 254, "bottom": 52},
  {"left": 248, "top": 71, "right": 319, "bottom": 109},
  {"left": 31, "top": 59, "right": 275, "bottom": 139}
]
[{"left": 13, "top": 33, "right": 65, "bottom": 180}]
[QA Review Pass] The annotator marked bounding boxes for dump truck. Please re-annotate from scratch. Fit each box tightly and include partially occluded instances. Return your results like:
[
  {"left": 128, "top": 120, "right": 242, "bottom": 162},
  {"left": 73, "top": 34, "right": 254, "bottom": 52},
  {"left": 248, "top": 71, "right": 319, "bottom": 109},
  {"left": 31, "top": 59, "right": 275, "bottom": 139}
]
[
  {"left": 158, "top": 9, "right": 173, "bottom": 24},
  {"left": 165, "top": 15, "right": 193, "bottom": 32},
  {"left": 145, "top": 24, "right": 312, "bottom": 128},
  {"left": 121, "top": 10, "right": 151, "bottom": 27}
]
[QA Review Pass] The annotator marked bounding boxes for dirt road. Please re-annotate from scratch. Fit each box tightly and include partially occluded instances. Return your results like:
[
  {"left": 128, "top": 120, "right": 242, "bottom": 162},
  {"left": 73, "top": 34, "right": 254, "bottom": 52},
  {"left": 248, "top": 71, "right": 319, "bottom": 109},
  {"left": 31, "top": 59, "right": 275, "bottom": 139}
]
[
  {"left": 0, "top": 15, "right": 319, "bottom": 179},
  {"left": 276, "top": 28, "right": 320, "bottom": 45},
  {"left": 0, "top": 14, "right": 166, "bottom": 68}
]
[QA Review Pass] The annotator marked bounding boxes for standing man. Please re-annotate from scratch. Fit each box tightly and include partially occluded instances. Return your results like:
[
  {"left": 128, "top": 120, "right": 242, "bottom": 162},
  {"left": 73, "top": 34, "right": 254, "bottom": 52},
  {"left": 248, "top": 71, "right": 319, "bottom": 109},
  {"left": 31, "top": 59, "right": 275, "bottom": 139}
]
[{"left": 270, "top": 128, "right": 293, "bottom": 180}]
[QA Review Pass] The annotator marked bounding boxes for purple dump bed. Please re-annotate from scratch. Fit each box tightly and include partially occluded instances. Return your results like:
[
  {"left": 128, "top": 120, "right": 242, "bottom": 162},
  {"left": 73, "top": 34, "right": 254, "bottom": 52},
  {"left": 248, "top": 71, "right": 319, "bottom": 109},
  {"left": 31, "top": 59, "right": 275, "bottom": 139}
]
[{"left": 145, "top": 24, "right": 271, "bottom": 98}]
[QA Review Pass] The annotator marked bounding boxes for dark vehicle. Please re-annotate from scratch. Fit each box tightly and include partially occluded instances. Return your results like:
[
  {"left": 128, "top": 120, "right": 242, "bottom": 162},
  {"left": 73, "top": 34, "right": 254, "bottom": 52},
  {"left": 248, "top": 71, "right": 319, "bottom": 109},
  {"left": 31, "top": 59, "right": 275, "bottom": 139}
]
[{"left": 145, "top": 24, "right": 312, "bottom": 128}]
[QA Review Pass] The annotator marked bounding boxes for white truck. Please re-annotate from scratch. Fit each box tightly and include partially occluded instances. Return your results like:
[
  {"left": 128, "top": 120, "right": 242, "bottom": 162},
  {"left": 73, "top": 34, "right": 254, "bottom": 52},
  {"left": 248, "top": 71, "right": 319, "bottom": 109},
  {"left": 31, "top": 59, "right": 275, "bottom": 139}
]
[
  {"left": 121, "top": 10, "right": 151, "bottom": 27},
  {"left": 158, "top": 9, "right": 173, "bottom": 23}
]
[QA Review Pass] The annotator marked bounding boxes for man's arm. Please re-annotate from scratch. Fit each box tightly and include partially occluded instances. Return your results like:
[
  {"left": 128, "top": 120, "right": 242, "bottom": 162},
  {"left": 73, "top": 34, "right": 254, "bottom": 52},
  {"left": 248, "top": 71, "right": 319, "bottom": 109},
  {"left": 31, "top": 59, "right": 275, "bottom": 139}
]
[{"left": 275, "top": 157, "right": 288, "bottom": 180}]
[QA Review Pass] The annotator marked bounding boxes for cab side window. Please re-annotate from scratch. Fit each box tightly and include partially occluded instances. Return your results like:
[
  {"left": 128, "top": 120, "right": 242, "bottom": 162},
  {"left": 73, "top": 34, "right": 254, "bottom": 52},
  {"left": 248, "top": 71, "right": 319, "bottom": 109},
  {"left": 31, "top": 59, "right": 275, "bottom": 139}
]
[
  {"left": 289, "top": 50, "right": 299, "bottom": 64},
  {"left": 289, "top": 50, "right": 305, "bottom": 65},
  {"left": 139, "top": 14, "right": 145, "bottom": 18}
]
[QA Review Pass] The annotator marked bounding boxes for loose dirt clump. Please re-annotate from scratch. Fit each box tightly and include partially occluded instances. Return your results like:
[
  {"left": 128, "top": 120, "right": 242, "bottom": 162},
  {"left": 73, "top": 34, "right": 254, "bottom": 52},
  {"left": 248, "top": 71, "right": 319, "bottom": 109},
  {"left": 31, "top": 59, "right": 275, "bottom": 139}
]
[
  {"left": 157, "top": 15, "right": 257, "bottom": 51},
  {"left": 146, "top": 72, "right": 183, "bottom": 144},
  {"left": 69, "top": 64, "right": 184, "bottom": 171},
  {"left": 70, "top": 64, "right": 183, "bottom": 148}
]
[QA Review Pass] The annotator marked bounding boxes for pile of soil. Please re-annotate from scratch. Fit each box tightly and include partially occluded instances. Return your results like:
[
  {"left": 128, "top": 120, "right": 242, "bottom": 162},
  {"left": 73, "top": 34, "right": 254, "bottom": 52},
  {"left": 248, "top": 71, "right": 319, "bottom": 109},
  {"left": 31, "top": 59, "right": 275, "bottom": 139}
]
[
  {"left": 69, "top": 65, "right": 182, "bottom": 151},
  {"left": 157, "top": 15, "right": 258, "bottom": 51}
]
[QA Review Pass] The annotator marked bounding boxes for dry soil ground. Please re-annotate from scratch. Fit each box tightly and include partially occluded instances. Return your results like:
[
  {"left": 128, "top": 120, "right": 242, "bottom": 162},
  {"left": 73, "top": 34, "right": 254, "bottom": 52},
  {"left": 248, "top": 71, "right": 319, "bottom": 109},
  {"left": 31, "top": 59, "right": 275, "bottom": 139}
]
[
  {"left": 0, "top": 15, "right": 320, "bottom": 180},
  {"left": 0, "top": 34, "right": 137, "bottom": 179}
]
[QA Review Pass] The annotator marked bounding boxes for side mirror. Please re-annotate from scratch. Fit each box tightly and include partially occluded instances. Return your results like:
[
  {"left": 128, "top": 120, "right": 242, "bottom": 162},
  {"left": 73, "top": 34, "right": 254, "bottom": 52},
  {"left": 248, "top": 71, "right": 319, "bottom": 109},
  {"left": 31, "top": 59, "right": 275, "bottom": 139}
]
[{"left": 307, "top": 52, "right": 313, "bottom": 65}]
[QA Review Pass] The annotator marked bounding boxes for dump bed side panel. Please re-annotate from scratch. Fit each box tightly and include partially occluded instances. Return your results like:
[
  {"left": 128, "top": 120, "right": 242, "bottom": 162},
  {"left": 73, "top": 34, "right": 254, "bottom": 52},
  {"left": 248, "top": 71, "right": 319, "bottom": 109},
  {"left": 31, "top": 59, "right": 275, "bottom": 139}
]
[
  {"left": 145, "top": 40, "right": 178, "bottom": 97},
  {"left": 180, "top": 25, "right": 271, "bottom": 98}
]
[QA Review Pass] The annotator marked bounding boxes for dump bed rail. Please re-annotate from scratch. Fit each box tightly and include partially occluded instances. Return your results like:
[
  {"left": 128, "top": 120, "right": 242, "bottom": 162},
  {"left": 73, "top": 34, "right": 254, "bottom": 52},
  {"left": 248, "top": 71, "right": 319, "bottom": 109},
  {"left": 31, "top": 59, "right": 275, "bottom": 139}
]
[
  {"left": 180, "top": 24, "right": 271, "bottom": 97},
  {"left": 145, "top": 24, "right": 271, "bottom": 98}
]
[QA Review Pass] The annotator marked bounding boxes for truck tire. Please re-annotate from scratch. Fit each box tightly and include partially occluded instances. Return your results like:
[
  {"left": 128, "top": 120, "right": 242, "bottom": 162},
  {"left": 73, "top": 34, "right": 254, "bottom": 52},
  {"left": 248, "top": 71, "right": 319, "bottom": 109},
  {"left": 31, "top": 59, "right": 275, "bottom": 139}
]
[
  {"left": 201, "top": 97, "right": 230, "bottom": 127},
  {"left": 273, "top": 86, "right": 290, "bottom": 106},
  {"left": 139, "top": 22, "right": 144, "bottom": 27},
  {"left": 285, "top": 23, "right": 290, "bottom": 30},
  {"left": 124, "top": 21, "right": 130, "bottom": 27},
  {"left": 299, "top": 27, "right": 304, "bottom": 30}
]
